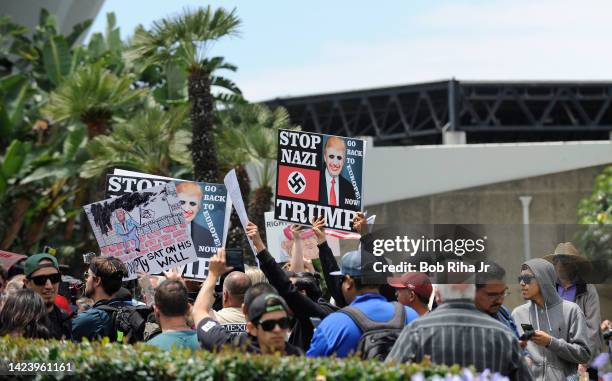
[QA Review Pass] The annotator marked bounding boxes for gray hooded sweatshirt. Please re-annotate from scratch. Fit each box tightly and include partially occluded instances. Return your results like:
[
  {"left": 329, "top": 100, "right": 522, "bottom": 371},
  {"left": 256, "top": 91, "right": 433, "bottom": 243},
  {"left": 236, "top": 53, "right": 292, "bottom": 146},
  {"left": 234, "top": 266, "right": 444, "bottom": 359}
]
[{"left": 512, "top": 259, "right": 591, "bottom": 381}]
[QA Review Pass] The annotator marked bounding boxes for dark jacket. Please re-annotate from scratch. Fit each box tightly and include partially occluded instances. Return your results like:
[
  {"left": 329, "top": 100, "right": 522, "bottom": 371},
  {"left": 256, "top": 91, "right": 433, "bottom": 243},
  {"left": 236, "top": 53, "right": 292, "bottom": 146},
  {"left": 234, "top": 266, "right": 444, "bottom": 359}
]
[
  {"left": 317, "top": 241, "right": 346, "bottom": 307},
  {"left": 319, "top": 173, "right": 357, "bottom": 208},
  {"left": 256, "top": 247, "right": 338, "bottom": 350},
  {"left": 71, "top": 298, "right": 131, "bottom": 341},
  {"left": 48, "top": 304, "right": 72, "bottom": 340}
]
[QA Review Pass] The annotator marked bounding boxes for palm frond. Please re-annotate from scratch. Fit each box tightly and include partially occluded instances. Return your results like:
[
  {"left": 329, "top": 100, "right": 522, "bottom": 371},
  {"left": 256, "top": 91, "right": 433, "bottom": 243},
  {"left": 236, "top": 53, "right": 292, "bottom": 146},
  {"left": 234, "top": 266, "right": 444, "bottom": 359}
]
[
  {"left": 125, "top": 6, "right": 241, "bottom": 70},
  {"left": 80, "top": 105, "right": 191, "bottom": 178},
  {"left": 43, "top": 63, "right": 144, "bottom": 124}
]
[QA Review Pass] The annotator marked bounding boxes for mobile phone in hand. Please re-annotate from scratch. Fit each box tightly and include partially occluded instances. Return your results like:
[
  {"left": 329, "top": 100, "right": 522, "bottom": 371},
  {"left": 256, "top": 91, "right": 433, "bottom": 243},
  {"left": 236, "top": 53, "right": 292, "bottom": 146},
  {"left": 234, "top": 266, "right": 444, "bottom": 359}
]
[
  {"left": 520, "top": 323, "right": 535, "bottom": 340},
  {"left": 225, "top": 248, "right": 245, "bottom": 272}
]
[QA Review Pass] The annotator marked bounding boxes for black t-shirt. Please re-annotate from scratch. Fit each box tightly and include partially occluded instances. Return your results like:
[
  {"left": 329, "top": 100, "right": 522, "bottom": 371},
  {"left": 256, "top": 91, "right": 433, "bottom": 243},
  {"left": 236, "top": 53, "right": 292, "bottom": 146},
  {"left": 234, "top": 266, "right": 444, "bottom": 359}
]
[
  {"left": 196, "top": 318, "right": 303, "bottom": 355},
  {"left": 48, "top": 304, "right": 72, "bottom": 340}
]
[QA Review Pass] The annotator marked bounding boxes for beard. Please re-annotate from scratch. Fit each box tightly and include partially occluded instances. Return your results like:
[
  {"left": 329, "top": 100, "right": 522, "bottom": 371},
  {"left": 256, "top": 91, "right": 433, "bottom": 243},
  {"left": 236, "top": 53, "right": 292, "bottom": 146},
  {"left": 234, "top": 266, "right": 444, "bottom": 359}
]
[{"left": 84, "top": 284, "right": 94, "bottom": 298}]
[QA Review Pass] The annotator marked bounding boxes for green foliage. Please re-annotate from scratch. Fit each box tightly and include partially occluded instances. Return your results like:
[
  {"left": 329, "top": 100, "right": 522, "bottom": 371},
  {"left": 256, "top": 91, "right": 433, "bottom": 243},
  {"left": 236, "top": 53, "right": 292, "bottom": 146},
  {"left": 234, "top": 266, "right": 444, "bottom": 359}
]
[
  {"left": 81, "top": 105, "right": 192, "bottom": 178},
  {"left": 575, "top": 166, "right": 612, "bottom": 276},
  {"left": 126, "top": 6, "right": 241, "bottom": 70},
  {"left": 125, "top": 7, "right": 242, "bottom": 108},
  {"left": 42, "top": 35, "right": 71, "bottom": 85},
  {"left": 42, "top": 63, "right": 144, "bottom": 129},
  {"left": 216, "top": 103, "right": 298, "bottom": 188},
  {"left": 578, "top": 165, "right": 612, "bottom": 225},
  {"left": 0, "top": 336, "right": 465, "bottom": 381}
]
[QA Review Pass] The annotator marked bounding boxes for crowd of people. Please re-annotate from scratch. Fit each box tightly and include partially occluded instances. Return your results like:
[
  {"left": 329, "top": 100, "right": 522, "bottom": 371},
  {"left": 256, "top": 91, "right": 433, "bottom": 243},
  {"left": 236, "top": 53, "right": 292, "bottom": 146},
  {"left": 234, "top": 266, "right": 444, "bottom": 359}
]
[{"left": 0, "top": 213, "right": 609, "bottom": 381}]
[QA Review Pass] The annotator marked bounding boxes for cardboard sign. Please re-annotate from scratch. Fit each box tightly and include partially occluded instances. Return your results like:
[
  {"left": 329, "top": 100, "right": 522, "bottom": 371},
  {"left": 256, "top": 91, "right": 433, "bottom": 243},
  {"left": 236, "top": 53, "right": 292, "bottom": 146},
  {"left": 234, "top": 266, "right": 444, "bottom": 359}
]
[
  {"left": 274, "top": 130, "right": 365, "bottom": 232},
  {"left": 224, "top": 169, "right": 257, "bottom": 257},
  {"left": 84, "top": 183, "right": 197, "bottom": 279},
  {"left": 105, "top": 171, "right": 230, "bottom": 281},
  {"left": 0, "top": 250, "right": 27, "bottom": 270}
]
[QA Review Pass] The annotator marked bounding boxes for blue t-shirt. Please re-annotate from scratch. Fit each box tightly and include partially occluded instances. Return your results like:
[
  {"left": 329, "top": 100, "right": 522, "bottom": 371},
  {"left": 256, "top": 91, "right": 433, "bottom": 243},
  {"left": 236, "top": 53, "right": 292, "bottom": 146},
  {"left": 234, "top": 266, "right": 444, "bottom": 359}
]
[
  {"left": 147, "top": 330, "right": 200, "bottom": 351},
  {"left": 307, "top": 293, "right": 418, "bottom": 357}
]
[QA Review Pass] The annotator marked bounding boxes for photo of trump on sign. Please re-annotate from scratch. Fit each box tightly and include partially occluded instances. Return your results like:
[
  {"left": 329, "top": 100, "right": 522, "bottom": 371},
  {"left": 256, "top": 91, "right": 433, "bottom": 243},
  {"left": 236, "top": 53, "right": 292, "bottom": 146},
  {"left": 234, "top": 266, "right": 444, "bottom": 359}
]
[{"left": 319, "top": 136, "right": 357, "bottom": 208}]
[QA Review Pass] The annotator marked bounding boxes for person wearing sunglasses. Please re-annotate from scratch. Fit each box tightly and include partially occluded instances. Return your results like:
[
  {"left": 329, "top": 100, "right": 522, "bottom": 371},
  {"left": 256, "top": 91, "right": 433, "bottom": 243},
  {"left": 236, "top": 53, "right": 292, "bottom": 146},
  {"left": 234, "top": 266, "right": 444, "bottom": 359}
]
[
  {"left": 22, "top": 253, "right": 72, "bottom": 339},
  {"left": 243, "top": 293, "right": 302, "bottom": 355},
  {"left": 511, "top": 258, "right": 591, "bottom": 381},
  {"left": 72, "top": 256, "right": 130, "bottom": 341},
  {"left": 194, "top": 249, "right": 303, "bottom": 356}
]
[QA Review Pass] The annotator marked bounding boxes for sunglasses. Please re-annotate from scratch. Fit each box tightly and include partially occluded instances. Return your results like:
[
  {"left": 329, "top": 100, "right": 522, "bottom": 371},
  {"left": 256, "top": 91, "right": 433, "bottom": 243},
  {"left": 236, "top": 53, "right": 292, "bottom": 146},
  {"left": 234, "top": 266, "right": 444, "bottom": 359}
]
[
  {"left": 517, "top": 275, "right": 536, "bottom": 284},
  {"left": 257, "top": 317, "right": 292, "bottom": 332},
  {"left": 30, "top": 273, "right": 61, "bottom": 286}
]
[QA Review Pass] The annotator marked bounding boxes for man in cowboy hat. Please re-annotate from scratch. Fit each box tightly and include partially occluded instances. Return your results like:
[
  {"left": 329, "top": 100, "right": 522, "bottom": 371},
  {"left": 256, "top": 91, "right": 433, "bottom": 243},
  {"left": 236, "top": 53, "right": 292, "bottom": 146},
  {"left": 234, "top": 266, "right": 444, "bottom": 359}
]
[{"left": 545, "top": 242, "right": 604, "bottom": 379}]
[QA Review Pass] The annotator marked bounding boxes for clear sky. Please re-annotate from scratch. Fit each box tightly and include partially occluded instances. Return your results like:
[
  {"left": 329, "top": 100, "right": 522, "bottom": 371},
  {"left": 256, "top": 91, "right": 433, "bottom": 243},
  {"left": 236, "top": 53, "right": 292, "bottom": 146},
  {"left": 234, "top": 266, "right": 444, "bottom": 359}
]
[{"left": 88, "top": 0, "right": 612, "bottom": 102}]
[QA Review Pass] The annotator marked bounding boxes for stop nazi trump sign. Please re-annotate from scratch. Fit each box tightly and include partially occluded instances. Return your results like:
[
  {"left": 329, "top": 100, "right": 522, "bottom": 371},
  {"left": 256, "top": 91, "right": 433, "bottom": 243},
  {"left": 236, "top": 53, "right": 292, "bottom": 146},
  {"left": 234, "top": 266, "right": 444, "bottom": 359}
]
[{"left": 274, "top": 129, "right": 366, "bottom": 232}]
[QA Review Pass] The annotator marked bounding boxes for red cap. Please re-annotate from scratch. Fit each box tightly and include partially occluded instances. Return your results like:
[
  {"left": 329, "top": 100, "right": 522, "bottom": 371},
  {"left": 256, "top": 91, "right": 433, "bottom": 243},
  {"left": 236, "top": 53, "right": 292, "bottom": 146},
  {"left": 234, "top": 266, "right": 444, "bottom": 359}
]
[{"left": 387, "top": 272, "right": 433, "bottom": 300}]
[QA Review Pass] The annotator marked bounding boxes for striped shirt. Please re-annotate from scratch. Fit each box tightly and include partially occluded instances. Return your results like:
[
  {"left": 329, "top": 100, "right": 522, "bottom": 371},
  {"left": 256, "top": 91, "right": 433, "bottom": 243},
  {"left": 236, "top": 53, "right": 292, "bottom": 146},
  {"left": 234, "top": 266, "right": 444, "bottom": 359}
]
[{"left": 386, "top": 301, "right": 532, "bottom": 381}]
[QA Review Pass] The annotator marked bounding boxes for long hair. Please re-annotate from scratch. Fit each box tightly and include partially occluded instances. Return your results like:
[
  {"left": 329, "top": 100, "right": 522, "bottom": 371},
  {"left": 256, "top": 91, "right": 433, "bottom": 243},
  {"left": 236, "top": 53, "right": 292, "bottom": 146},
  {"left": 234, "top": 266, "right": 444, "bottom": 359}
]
[{"left": 0, "top": 289, "right": 51, "bottom": 339}]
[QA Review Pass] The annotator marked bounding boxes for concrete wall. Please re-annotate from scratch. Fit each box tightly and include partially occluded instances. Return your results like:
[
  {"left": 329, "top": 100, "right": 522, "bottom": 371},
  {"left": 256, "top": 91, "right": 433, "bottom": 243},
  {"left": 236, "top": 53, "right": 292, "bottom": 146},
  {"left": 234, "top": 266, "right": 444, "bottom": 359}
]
[
  {"left": 343, "top": 164, "right": 612, "bottom": 319},
  {"left": 362, "top": 140, "right": 612, "bottom": 205},
  {"left": 1, "top": 0, "right": 104, "bottom": 42}
]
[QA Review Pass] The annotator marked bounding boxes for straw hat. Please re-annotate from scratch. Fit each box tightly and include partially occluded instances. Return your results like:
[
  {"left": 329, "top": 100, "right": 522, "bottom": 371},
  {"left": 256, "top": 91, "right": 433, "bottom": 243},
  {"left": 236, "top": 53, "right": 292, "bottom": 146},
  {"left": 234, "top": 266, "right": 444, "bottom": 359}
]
[{"left": 543, "top": 242, "right": 591, "bottom": 268}]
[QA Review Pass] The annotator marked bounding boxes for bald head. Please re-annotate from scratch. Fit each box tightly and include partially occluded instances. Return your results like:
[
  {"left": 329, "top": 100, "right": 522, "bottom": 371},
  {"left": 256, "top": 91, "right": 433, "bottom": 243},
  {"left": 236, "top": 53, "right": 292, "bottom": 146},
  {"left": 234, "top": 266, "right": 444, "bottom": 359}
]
[{"left": 223, "top": 271, "right": 252, "bottom": 307}]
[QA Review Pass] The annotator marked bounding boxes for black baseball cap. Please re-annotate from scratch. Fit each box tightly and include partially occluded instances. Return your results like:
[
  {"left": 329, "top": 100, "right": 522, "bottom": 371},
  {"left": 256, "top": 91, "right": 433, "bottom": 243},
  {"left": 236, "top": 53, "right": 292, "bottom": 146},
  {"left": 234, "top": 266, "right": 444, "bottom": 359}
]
[{"left": 247, "top": 293, "right": 290, "bottom": 323}]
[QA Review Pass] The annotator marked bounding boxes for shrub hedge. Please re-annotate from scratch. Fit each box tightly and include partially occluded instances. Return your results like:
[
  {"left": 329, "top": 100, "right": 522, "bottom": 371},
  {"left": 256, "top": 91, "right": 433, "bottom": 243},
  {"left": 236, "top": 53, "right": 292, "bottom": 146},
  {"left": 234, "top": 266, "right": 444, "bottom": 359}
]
[{"left": 0, "top": 336, "right": 503, "bottom": 381}]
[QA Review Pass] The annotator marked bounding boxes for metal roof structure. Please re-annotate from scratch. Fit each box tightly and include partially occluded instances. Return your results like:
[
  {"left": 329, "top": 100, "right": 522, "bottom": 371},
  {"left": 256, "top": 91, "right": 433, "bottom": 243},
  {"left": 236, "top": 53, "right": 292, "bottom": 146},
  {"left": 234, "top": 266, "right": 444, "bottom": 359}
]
[{"left": 265, "top": 80, "right": 612, "bottom": 145}]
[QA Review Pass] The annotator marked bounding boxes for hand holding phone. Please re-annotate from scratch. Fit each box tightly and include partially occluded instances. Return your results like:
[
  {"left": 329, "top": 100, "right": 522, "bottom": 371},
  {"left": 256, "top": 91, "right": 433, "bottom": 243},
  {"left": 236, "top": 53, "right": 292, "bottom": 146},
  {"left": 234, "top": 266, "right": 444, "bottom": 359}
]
[{"left": 520, "top": 323, "right": 535, "bottom": 341}]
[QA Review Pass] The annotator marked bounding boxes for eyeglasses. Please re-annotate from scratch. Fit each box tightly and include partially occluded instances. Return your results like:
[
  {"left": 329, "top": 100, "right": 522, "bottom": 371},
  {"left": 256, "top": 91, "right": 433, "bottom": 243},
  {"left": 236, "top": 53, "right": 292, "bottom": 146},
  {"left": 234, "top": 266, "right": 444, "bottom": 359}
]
[
  {"left": 486, "top": 288, "right": 510, "bottom": 301},
  {"left": 30, "top": 273, "right": 61, "bottom": 286},
  {"left": 257, "top": 317, "right": 292, "bottom": 332},
  {"left": 517, "top": 275, "right": 536, "bottom": 284}
]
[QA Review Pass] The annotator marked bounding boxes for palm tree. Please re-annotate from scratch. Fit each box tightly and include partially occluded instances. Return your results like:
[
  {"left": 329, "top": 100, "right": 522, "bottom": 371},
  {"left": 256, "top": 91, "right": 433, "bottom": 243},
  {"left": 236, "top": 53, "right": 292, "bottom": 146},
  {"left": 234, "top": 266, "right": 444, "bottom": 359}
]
[
  {"left": 43, "top": 63, "right": 144, "bottom": 138},
  {"left": 216, "top": 103, "right": 298, "bottom": 243},
  {"left": 126, "top": 6, "right": 241, "bottom": 183},
  {"left": 81, "top": 105, "right": 192, "bottom": 178}
]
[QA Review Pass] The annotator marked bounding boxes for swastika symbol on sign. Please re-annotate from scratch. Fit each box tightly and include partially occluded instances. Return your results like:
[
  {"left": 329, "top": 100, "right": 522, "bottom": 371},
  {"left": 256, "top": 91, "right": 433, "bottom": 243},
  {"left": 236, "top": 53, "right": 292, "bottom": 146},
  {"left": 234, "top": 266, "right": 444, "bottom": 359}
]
[{"left": 287, "top": 171, "right": 306, "bottom": 195}]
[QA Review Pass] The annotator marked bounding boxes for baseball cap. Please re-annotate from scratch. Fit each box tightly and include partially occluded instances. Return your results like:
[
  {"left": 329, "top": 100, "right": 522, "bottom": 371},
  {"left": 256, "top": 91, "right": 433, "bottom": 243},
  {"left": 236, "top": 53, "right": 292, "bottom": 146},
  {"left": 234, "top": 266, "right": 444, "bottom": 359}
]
[
  {"left": 330, "top": 250, "right": 362, "bottom": 277},
  {"left": 24, "top": 253, "right": 60, "bottom": 278},
  {"left": 387, "top": 272, "right": 433, "bottom": 300},
  {"left": 247, "top": 293, "right": 290, "bottom": 323}
]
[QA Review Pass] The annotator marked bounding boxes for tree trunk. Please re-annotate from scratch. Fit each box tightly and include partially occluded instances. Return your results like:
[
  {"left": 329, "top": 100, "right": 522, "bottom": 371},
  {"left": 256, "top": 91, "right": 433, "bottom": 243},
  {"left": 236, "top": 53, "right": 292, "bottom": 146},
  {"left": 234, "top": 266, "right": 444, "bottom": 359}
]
[
  {"left": 249, "top": 185, "right": 273, "bottom": 245},
  {"left": 23, "top": 211, "right": 49, "bottom": 252},
  {"left": 188, "top": 67, "right": 218, "bottom": 183},
  {"left": 0, "top": 197, "right": 31, "bottom": 249},
  {"left": 63, "top": 178, "right": 88, "bottom": 240},
  {"left": 82, "top": 111, "right": 111, "bottom": 139}
]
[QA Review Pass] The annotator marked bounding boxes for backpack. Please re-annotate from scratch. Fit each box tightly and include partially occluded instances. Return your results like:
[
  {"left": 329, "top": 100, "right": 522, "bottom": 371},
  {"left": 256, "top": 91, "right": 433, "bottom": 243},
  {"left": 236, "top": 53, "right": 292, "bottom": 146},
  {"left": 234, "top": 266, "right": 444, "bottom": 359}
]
[
  {"left": 96, "top": 304, "right": 152, "bottom": 344},
  {"left": 340, "top": 302, "right": 406, "bottom": 361}
]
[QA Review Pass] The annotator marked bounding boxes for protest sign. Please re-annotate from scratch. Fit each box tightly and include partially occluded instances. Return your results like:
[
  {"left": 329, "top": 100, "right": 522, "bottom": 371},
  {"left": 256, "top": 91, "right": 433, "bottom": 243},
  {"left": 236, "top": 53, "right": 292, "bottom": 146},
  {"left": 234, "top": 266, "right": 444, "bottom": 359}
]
[
  {"left": 0, "top": 250, "right": 27, "bottom": 270},
  {"left": 105, "top": 170, "right": 230, "bottom": 281},
  {"left": 264, "top": 212, "right": 341, "bottom": 262},
  {"left": 275, "top": 130, "right": 365, "bottom": 232},
  {"left": 84, "top": 183, "right": 197, "bottom": 280},
  {"left": 224, "top": 169, "right": 258, "bottom": 257}
]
